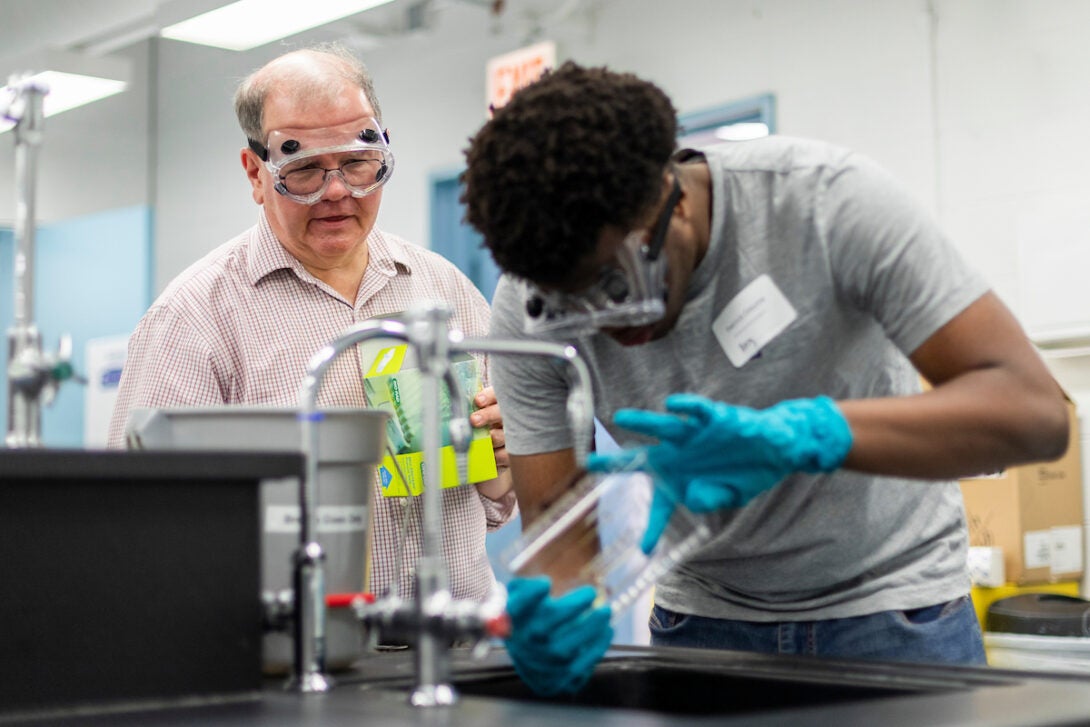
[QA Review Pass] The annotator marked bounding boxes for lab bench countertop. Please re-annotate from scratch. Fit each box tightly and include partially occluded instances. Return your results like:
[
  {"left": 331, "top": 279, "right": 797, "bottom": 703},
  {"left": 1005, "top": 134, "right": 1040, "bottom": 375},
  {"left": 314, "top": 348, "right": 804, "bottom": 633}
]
[
  {"left": 5, "top": 450, "right": 1090, "bottom": 726},
  {"left": 13, "top": 645, "right": 1090, "bottom": 727}
]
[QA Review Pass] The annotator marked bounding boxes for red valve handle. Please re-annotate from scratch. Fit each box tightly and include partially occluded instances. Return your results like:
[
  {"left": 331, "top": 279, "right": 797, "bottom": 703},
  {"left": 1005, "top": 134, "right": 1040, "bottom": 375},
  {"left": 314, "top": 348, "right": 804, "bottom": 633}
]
[{"left": 326, "top": 592, "right": 375, "bottom": 608}]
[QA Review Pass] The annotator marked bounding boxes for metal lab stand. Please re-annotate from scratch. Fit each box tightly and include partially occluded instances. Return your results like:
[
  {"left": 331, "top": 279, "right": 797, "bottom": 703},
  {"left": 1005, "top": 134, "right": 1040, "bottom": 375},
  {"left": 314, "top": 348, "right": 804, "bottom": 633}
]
[{"left": 2, "top": 75, "right": 80, "bottom": 447}]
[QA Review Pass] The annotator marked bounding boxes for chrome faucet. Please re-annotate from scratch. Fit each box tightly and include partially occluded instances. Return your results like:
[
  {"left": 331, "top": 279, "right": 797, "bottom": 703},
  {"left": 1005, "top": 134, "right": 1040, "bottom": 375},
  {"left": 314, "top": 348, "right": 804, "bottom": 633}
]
[
  {"left": 292, "top": 301, "right": 594, "bottom": 704},
  {"left": 290, "top": 317, "right": 410, "bottom": 692}
]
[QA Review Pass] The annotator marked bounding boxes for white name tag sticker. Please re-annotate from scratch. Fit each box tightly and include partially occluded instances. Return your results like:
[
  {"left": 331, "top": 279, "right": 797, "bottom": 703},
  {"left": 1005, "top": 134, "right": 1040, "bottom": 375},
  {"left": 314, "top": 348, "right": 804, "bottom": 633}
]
[{"left": 712, "top": 274, "right": 797, "bottom": 368}]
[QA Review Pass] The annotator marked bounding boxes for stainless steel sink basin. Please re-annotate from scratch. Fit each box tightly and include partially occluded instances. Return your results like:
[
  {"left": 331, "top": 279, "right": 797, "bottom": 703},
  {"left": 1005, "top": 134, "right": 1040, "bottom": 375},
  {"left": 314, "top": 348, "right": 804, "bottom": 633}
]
[
  {"left": 447, "top": 655, "right": 966, "bottom": 716},
  {"left": 349, "top": 646, "right": 1015, "bottom": 718}
]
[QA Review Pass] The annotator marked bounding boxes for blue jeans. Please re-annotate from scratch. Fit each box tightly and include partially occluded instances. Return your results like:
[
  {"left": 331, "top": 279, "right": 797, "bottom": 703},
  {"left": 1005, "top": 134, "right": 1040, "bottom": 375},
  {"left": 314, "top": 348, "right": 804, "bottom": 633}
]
[{"left": 649, "top": 595, "right": 986, "bottom": 665}]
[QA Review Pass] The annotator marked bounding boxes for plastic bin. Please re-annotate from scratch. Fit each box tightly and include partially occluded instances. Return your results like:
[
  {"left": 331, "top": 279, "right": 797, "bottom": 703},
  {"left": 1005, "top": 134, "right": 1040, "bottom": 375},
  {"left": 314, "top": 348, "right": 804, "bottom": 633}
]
[
  {"left": 126, "top": 406, "right": 388, "bottom": 673},
  {"left": 985, "top": 593, "right": 1090, "bottom": 673}
]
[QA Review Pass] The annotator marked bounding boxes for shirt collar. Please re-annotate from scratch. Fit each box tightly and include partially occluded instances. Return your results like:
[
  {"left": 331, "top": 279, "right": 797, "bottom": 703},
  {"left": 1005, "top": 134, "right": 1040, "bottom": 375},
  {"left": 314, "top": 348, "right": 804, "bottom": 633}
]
[
  {"left": 365, "top": 225, "right": 414, "bottom": 278},
  {"left": 247, "top": 211, "right": 305, "bottom": 285}
]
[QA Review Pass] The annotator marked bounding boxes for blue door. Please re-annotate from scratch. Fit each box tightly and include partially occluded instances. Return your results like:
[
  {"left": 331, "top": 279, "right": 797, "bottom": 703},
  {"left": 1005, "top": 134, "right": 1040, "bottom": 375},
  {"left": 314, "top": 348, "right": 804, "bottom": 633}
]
[{"left": 429, "top": 171, "right": 501, "bottom": 303}]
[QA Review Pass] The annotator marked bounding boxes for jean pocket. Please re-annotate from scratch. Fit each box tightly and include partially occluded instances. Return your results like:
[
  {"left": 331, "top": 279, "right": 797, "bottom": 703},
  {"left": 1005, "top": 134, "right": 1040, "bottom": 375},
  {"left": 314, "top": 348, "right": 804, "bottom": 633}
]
[
  {"left": 649, "top": 605, "right": 687, "bottom": 632},
  {"left": 898, "top": 595, "right": 969, "bottom": 626}
]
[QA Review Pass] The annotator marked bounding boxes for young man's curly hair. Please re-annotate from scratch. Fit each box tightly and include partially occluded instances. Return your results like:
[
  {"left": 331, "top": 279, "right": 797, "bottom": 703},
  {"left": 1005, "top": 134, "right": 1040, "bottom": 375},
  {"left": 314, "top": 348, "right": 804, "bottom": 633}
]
[{"left": 460, "top": 62, "right": 678, "bottom": 285}]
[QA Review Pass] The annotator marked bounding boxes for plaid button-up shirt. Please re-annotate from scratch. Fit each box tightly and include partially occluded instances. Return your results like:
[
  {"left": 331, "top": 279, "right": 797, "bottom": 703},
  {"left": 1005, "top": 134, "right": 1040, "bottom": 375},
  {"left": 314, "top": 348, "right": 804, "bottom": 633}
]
[{"left": 108, "top": 211, "right": 516, "bottom": 602}]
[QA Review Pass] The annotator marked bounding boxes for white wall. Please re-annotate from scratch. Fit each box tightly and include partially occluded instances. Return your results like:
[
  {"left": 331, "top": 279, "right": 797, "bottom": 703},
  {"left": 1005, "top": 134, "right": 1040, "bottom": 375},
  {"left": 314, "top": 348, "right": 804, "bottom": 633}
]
[
  {"left": 935, "top": 1, "right": 1090, "bottom": 337},
  {"left": 151, "top": 0, "right": 943, "bottom": 288}
]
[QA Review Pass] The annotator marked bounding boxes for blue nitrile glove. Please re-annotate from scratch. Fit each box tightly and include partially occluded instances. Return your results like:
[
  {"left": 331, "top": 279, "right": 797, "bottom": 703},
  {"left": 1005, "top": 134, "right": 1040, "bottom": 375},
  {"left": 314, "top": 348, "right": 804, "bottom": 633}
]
[
  {"left": 587, "top": 394, "right": 853, "bottom": 553},
  {"left": 504, "top": 576, "right": 613, "bottom": 696}
]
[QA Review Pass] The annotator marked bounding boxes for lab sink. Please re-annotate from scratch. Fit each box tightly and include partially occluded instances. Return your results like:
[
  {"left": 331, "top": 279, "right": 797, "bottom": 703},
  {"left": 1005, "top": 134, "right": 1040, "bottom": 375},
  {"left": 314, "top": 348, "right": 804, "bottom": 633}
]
[
  {"left": 451, "top": 660, "right": 908, "bottom": 715},
  {"left": 447, "top": 655, "right": 967, "bottom": 716},
  {"left": 352, "top": 646, "right": 1010, "bottom": 719}
]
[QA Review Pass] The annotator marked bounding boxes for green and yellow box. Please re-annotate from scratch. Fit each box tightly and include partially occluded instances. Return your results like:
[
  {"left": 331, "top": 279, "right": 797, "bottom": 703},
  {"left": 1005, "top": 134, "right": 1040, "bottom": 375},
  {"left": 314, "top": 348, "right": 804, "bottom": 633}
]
[{"left": 362, "top": 343, "right": 497, "bottom": 497}]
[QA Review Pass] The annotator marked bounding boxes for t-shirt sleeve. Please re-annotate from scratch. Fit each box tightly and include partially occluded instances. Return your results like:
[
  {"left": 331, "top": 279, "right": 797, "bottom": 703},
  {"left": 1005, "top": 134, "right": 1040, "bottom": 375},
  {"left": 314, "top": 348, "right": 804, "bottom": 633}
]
[
  {"left": 820, "top": 152, "right": 990, "bottom": 355},
  {"left": 488, "top": 275, "right": 579, "bottom": 456}
]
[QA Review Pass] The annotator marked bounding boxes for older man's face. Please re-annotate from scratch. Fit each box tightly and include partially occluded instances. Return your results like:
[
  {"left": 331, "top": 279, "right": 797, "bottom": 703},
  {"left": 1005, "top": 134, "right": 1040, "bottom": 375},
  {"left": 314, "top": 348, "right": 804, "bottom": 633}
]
[{"left": 244, "top": 82, "right": 383, "bottom": 274}]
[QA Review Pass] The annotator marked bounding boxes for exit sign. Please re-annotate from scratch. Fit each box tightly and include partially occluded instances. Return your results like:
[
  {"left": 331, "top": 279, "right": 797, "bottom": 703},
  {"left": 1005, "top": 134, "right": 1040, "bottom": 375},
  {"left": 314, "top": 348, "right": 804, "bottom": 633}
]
[{"left": 486, "top": 40, "right": 556, "bottom": 113}]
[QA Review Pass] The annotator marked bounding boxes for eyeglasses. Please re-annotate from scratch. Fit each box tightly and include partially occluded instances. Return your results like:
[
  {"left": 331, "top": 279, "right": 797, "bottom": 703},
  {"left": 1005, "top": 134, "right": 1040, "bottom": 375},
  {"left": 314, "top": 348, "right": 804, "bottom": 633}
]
[
  {"left": 277, "top": 154, "right": 388, "bottom": 196},
  {"left": 522, "top": 174, "right": 680, "bottom": 337}
]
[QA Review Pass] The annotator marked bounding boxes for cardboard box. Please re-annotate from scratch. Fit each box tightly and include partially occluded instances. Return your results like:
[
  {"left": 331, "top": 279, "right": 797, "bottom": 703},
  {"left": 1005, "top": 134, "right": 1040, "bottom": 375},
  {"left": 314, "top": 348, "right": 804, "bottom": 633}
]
[{"left": 959, "top": 395, "right": 1084, "bottom": 585}]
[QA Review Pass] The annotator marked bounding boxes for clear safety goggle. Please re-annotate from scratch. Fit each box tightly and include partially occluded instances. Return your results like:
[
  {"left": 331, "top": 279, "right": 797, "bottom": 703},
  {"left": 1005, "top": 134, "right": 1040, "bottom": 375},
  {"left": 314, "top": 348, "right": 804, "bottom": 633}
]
[
  {"left": 248, "top": 117, "right": 395, "bottom": 205},
  {"left": 521, "top": 176, "right": 680, "bottom": 338}
]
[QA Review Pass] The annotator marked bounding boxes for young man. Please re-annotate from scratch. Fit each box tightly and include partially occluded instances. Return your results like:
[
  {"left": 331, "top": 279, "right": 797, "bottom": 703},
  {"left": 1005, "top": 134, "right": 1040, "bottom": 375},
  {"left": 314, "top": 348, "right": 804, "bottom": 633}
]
[
  {"left": 461, "top": 62, "right": 1067, "bottom": 691},
  {"left": 109, "top": 45, "right": 515, "bottom": 603}
]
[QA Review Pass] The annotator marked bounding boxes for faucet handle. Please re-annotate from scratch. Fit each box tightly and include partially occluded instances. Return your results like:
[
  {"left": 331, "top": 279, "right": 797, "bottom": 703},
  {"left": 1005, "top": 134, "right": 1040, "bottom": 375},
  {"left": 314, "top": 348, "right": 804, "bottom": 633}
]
[
  {"left": 470, "top": 636, "right": 493, "bottom": 660},
  {"left": 328, "top": 592, "right": 375, "bottom": 608},
  {"left": 39, "top": 334, "right": 87, "bottom": 406},
  {"left": 485, "top": 612, "right": 511, "bottom": 639},
  {"left": 8, "top": 331, "right": 86, "bottom": 407},
  {"left": 261, "top": 589, "right": 295, "bottom": 633},
  {"left": 467, "top": 612, "right": 510, "bottom": 660}
]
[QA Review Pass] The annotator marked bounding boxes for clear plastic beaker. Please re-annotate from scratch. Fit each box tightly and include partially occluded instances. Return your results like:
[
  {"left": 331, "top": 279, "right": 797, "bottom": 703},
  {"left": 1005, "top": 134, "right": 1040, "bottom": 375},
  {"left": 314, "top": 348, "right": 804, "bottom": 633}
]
[{"left": 500, "top": 466, "right": 712, "bottom": 617}]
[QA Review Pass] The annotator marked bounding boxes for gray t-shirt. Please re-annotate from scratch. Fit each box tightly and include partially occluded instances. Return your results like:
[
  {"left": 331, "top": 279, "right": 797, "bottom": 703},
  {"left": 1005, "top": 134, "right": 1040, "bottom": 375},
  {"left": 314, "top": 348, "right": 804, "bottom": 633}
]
[{"left": 489, "top": 136, "right": 990, "bottom": 621}]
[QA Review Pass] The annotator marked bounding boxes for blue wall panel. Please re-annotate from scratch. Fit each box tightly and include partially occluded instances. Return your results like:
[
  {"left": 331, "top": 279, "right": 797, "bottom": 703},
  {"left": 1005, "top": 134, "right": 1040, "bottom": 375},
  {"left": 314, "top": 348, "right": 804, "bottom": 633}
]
[{"left": 0, "top": 206, "right": 151, "bottom": 446}]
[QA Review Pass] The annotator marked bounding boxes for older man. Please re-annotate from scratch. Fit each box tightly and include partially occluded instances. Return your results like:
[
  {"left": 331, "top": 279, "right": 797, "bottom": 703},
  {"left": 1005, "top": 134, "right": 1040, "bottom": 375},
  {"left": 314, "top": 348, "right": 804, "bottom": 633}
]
[{"left": 108, "top": 45, "right": 515, "bottom": 603}]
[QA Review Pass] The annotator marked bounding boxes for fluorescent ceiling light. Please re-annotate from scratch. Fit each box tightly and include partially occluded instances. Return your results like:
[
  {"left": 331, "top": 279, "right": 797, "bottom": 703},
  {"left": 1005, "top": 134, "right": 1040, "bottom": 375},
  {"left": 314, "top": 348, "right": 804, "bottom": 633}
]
[
  {"left": 160, "top": 0, "right": 397, "bottom": 51},
  {"left": 1, "top": 71, "right": 127, "bottom": 134},
  {"left": 715, "top": 122, "right": 769, "bottom": 142}
]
